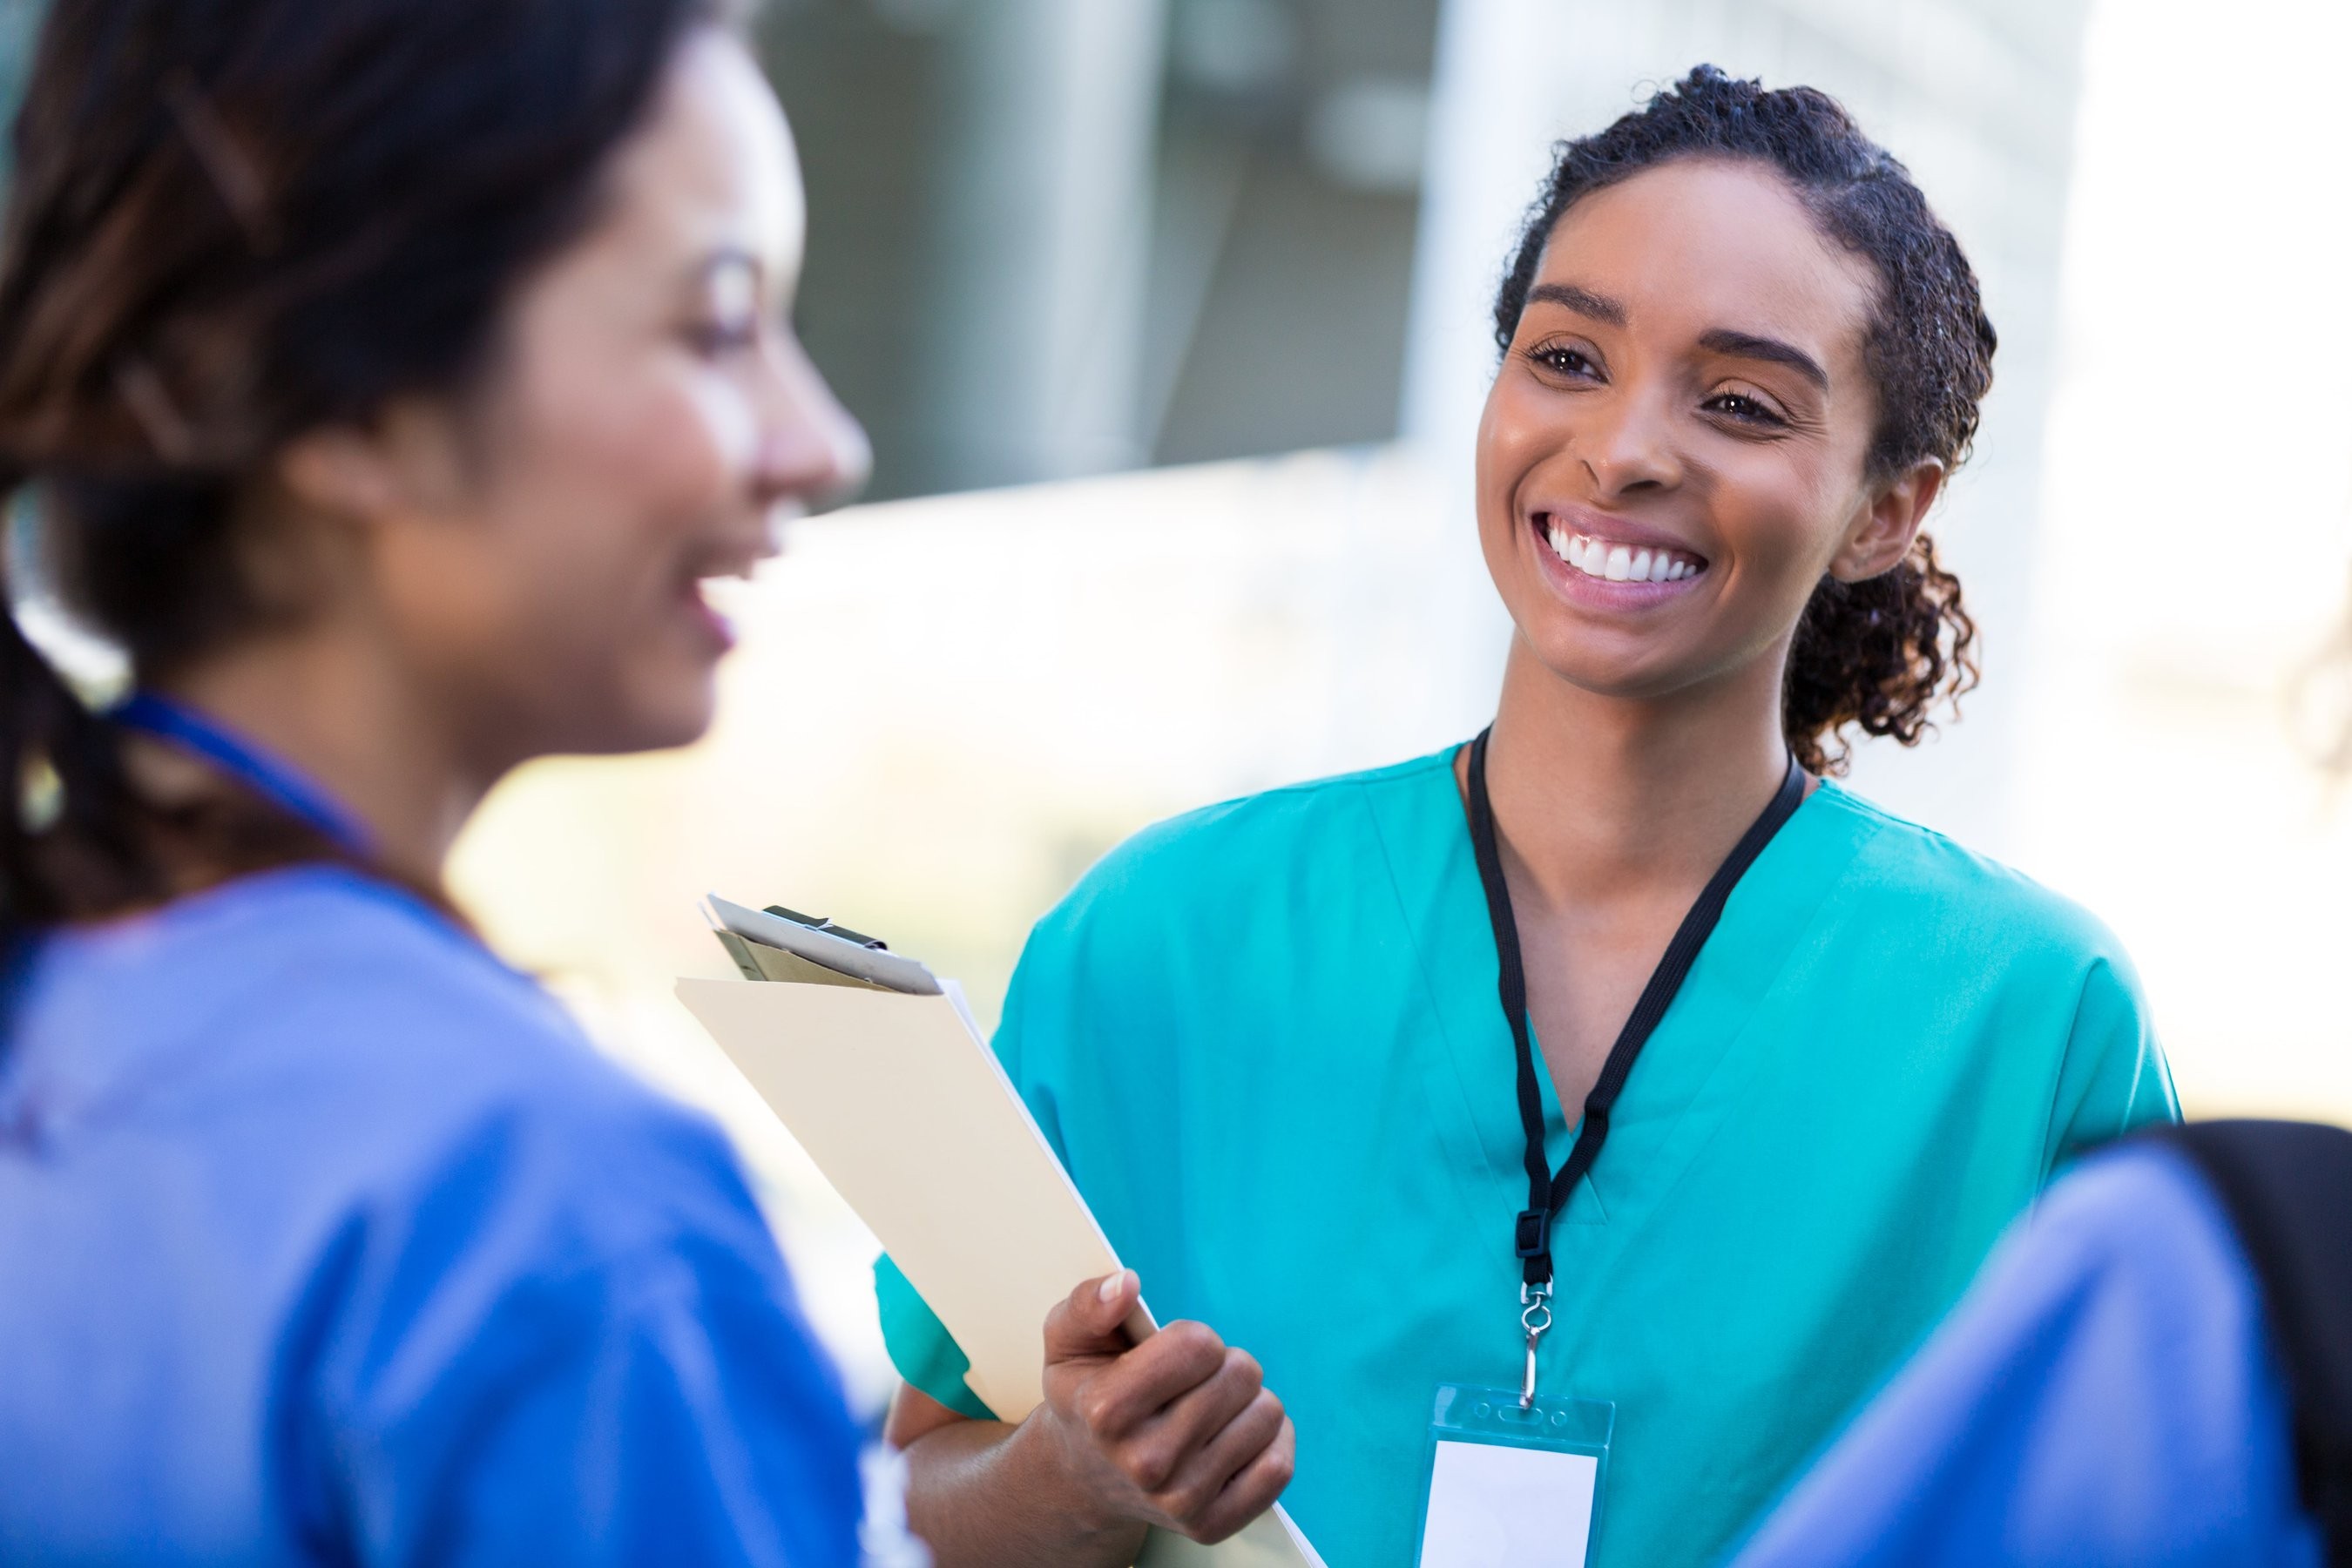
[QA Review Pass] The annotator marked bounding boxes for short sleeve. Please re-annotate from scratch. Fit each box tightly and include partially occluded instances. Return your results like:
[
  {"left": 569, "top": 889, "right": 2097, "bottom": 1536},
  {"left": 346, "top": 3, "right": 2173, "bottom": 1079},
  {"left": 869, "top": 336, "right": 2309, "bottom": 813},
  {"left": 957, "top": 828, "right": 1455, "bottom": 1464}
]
[
  {"left": 873, "top": 1254, "right": 995, "bottom": 1420},
  {"left": 306, "top": 1098, "right": 868, "bottom": 1567},
  {"left": 2044, "top": 952, "right": 2180, "bottom": 1171}
]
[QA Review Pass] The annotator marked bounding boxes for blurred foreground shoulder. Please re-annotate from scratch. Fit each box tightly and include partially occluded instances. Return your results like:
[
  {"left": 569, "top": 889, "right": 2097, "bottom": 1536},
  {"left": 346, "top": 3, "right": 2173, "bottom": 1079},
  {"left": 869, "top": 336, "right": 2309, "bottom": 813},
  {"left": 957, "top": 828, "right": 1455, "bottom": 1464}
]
[
  {"left": 3, "top": 865, "right": 866, "bottom": 1564},
  {"left": 243, "top": 875, "right": 868, "bottom": 1562},
  {"left": 1030, "top": 748, "right": 1456, "bottom": 956}
]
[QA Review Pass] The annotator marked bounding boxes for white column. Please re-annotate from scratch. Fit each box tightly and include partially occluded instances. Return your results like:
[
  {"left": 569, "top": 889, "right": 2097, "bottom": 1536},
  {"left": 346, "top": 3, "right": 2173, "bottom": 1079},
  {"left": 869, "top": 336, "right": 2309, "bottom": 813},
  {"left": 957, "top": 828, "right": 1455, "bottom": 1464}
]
[{"left": 919, "top": 0, "right": 1169, "bottom": 490}]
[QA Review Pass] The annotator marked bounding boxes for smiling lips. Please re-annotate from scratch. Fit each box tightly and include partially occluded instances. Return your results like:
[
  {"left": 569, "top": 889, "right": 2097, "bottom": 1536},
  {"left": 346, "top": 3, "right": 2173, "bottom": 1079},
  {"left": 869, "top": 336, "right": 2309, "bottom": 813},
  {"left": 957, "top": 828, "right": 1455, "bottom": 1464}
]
[{"left": 1539, "top": 517, "right": 1706, "bottom": 585}]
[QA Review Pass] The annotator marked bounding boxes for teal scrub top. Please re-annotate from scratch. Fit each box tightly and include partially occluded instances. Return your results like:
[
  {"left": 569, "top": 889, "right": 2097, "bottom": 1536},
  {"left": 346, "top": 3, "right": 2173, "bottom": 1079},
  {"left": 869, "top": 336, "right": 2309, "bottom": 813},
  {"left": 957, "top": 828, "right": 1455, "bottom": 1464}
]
[{"left": 875, "top": 748, "right": 2177, "bottom": 1568}]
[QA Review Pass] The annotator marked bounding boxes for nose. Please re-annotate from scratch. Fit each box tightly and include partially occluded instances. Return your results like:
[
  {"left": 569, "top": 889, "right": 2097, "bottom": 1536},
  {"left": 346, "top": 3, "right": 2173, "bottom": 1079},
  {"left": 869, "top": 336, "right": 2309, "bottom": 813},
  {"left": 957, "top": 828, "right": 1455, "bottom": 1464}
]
[
  {"left": 1578, "top": 384, "right": 1682, "bottom": 499},
  {"left": 750, "top": 328, "right": 871, "bottom": 513}
]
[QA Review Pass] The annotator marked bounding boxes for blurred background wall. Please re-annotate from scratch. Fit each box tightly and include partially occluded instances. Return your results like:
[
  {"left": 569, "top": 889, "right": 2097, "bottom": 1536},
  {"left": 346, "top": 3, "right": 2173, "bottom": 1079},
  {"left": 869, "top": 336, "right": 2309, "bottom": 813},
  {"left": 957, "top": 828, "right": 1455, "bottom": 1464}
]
[
  {"left": 6, "top": 0, "right": 2349, "bottom": 1418},
  {"left": 768, "top": 0, "right": 1442, "bottom": 495}
]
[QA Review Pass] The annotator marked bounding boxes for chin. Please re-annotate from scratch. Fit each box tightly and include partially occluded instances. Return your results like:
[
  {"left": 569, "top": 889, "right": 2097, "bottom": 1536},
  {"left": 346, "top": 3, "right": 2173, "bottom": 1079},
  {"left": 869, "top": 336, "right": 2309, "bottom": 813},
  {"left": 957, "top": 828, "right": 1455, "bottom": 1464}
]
[
  {"left": 632, "top": 685, "right": 720, "bottom": 754},
  {"left": 1521, "top": 624, "right": 1697, "bottom": 705},
  {"left": 559, "top": 673, "right": 720, "bottom": 757}
]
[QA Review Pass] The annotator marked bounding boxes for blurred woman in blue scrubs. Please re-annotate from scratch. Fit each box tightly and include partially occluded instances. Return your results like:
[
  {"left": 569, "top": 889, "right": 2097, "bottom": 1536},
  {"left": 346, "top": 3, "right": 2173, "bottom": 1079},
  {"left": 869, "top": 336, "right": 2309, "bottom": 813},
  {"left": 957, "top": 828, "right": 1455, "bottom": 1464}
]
[
  {"left": 1724, "top": 647, "right": 2352, "bottom": 1568},
  {"left": 0, "top": 1, "right": 893, "bottom": 1562},
  {"left": 1727, "top": 1123, "right": 2337, "bottom": 1567},
  {"left": 876, "top": 69, "right": 2176, "bottom": 1568}
]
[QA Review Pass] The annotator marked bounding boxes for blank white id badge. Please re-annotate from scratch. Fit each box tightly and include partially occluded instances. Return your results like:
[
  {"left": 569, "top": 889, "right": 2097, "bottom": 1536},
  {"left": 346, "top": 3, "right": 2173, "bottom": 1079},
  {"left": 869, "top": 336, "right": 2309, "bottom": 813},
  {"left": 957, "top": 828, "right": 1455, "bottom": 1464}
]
[{"left": 1412, "top": 1383, "right": 1614, "bottom": 1568}]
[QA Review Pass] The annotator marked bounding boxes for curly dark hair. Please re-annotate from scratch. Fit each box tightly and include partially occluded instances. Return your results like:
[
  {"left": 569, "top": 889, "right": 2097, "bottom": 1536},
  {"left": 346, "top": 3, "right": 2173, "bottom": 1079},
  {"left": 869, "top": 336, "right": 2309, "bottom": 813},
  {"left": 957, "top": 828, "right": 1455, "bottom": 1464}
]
[{"left": 1493, "top": 64, "right": 1991, "bottom": 774}]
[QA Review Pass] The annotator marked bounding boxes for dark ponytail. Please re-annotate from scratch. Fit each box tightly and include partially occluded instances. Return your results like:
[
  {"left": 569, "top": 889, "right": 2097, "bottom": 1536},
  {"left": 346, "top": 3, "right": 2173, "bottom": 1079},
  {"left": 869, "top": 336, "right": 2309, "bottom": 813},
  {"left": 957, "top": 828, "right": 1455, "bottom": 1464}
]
[
  {"left": 0, "top": 491, "right": 154, "bottom": 939},
  {"left": 1781, "top": 533, "right": 1975, "bottom": 775},
  {"left": 0, "top": 0, "right": 721, "bottom": 968},
  {"left": 1494, "top": 65, "right": 1992, "bottom": 774}
]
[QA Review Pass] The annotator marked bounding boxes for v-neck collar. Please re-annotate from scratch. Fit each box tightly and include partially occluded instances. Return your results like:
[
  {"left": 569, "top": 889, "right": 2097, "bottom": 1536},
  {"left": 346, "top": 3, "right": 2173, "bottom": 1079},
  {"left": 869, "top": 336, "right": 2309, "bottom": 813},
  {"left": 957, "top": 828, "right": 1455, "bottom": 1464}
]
[{"left": 1363, "top": 750, "right": 1883, "bottom": 1241}]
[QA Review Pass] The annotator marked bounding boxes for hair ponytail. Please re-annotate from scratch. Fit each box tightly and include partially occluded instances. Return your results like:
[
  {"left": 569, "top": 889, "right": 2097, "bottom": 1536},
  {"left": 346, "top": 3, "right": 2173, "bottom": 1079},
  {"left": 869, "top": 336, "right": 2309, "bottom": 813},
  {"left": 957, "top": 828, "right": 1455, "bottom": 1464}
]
[
  {"left": 0, "top": 486, "right": 158, "bottom": 964},
  {"left": 1782, "top": 531, "right": 1977, "bottom": 776},
  {"left": 3, "top": 489, "right": 438, "bottom": 989}
]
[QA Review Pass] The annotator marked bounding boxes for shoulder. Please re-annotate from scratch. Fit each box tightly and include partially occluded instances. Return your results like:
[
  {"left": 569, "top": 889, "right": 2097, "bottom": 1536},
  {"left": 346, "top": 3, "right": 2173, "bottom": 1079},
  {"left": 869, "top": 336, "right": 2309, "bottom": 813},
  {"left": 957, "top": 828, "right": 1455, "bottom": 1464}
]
[
  {"left": 32, "top": 865, "right": 584, "bottom": 1061},
  {"left": 994, "top": 750, "right": 1457, "bottom": 1072},
  {"left": 1092, "top": 747, "right": 1454, "bottom": 888},
  {"left": 1809, "top": 782, "right": 2134, "bottom": 978},
  {"left": 1946, "top": 1141, "right": 2268, "bottom": 1420},
  {"left": 2032, "top": 1144, "right": 2236, "bottom": 1266},
  {"left": 1802, "top": 787, "right": 2171, "bottom": 1138},
  {"left": 1732, "top": 1139, "right": 2283, "bottom": 1568},
  {"left": 274, "top": 875, "right": 765, "bottom": 1259},
  {"left": 25, "top": 867, "right": 759, "bottom": 1261},
  {"left": 1037, "top": 747, "right": 1456, "bottom": 946}
]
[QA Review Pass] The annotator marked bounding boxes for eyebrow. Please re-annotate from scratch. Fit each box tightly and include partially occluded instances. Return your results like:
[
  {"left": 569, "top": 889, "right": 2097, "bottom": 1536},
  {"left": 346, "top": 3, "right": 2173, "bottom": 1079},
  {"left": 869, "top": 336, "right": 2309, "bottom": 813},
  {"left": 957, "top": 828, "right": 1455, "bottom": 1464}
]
[
  {"left": 1696, "top": 328, "right": 1828, "bottom": 390},
  {"left": 1524, "top": 282, "right": 1625, "bottom": 325},
  {"left": 1525, "top": 283, "right": 1832, "bottom": 393}
]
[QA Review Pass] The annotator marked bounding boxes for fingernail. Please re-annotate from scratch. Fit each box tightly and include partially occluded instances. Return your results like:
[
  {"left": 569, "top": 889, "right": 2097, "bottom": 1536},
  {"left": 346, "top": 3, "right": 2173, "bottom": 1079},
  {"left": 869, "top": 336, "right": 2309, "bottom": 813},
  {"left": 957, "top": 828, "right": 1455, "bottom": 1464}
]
[{"left": 1098, "top": 1271, "right": 1127, "bottom": 1304}]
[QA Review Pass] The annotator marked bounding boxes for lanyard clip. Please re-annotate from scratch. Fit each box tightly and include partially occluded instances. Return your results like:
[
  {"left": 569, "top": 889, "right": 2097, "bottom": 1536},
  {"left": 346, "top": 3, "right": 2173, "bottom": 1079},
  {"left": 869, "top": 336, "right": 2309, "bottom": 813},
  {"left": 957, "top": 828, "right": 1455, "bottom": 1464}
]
[{"left": 1518, "top": 1282, "right": 1553, "bottom": 1409}]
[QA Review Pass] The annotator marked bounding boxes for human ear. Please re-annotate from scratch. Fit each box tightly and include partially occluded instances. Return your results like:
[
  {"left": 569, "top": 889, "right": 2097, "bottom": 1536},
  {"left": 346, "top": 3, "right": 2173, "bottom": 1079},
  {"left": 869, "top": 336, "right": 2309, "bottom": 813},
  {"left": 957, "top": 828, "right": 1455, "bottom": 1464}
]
[
  {"left": 274, "top": 399, "right": 471, "bottom": 530},
  {"left": 1828, "top": 457, "right": 1945, "bottom": 584}
]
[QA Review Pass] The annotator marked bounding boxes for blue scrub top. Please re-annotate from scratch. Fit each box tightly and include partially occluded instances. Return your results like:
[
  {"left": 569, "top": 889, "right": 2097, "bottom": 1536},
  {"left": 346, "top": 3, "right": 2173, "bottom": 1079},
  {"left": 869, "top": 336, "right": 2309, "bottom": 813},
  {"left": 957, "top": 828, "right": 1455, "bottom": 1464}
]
[
  {"left": 1729, "top": 1145, "right": 2325, "bottom": 1566},
  {"left": 0, "top": 866, "right": 865, "bottom": 1565},
  {"left": 875, "top": 747, "right": 2177, "bottom": 1568}
]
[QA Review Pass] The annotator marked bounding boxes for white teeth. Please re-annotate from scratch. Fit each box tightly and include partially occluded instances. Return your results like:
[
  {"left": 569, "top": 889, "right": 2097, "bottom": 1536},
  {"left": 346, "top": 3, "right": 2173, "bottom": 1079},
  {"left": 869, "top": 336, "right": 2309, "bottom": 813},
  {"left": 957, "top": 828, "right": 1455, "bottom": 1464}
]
[{"left": 1545, "top": 522, "right": 1702, "bottom": 585}]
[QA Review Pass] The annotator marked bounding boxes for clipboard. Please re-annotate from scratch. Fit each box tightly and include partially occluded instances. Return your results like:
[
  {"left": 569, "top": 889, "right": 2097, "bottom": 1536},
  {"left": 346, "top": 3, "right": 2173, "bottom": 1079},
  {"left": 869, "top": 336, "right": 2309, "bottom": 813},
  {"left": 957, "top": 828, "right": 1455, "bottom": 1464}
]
[
  {"left": 677, "top": 909, "right": 1326, "bottom": 1568},
  {"left": 708, "top": 894, "right": 942, "bottom": 994}
]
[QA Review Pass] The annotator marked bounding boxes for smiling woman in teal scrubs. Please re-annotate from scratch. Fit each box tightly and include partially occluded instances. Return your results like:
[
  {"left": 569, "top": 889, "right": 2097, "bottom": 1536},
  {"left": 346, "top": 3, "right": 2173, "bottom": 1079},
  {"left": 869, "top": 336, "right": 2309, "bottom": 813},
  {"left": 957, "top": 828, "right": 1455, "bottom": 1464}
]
[{"left": 877, "top": 68, "right": 2176, "bottom": 1568}]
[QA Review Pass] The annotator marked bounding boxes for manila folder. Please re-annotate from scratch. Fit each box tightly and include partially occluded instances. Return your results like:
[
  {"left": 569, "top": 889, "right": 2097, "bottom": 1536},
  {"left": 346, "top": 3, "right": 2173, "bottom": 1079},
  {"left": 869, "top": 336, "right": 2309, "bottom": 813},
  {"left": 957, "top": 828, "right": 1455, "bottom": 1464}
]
[{"left": 674, "top": 978, "right": 1324, "bottom": 1568}]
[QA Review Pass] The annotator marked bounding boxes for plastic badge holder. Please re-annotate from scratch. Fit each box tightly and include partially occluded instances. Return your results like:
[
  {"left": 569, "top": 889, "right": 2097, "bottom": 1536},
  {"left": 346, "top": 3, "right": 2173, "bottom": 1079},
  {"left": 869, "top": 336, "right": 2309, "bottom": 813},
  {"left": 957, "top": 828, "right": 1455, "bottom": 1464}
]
[{"left": 1412, "top": 1383, "right": 1614, "bottom": 1568}]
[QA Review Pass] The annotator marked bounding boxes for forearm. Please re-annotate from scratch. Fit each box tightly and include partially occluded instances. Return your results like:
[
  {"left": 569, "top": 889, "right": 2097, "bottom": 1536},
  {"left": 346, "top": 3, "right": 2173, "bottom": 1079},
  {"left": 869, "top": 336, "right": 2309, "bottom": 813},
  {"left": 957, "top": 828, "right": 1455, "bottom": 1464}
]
[{"left": 902, "top": 1413, "right": 1148, "bottom": 1568}]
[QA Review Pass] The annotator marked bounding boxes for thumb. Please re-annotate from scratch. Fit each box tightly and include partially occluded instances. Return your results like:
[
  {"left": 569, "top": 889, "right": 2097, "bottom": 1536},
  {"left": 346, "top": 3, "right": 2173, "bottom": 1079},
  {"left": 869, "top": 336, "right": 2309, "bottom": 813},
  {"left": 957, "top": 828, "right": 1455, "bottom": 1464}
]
[{"left": 1044, "top": 1269, "right": 1141, "bottom": 1362}]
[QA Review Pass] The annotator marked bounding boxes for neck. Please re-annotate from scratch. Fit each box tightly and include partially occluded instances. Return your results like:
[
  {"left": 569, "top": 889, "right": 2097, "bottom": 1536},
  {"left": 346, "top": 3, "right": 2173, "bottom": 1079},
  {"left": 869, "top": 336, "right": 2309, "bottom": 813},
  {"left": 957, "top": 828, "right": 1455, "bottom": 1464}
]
[
  {"left": 160, "top": 626, "right": 497, "bottom": 888},
  {"left": 1475, "top": 635, "right": 1799, "bottom": 914}
]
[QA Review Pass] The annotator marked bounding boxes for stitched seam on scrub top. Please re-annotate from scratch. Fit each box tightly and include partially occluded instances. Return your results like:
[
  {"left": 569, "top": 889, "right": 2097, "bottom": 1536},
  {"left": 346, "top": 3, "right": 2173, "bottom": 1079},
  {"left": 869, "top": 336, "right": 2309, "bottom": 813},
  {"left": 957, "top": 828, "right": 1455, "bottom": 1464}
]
[{"left": 1351, "top": 764, "right": 1512, "bottom": 1233}]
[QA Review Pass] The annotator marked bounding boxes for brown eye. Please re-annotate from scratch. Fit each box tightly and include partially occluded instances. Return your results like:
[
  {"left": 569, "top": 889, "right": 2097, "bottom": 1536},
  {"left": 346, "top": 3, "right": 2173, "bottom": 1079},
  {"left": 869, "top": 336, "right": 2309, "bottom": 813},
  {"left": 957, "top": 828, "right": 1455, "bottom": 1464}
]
[
  {"left": 1706, "top": 391, "right": 1785, "bottom": 428},
  {"left": 686, "top": 319, "right": 760, "bottom": 356},
  {"left": 1527, "top": 344, "right": 1599, "bottom": 379}
]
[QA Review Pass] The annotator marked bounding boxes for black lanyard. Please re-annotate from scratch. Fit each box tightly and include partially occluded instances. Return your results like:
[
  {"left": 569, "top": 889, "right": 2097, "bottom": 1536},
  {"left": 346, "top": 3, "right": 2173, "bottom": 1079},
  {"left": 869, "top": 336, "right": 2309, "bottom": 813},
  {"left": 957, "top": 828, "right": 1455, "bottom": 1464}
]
[{"left": 1465, "top": 727, "right": 1805, "bottom": 1295}]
